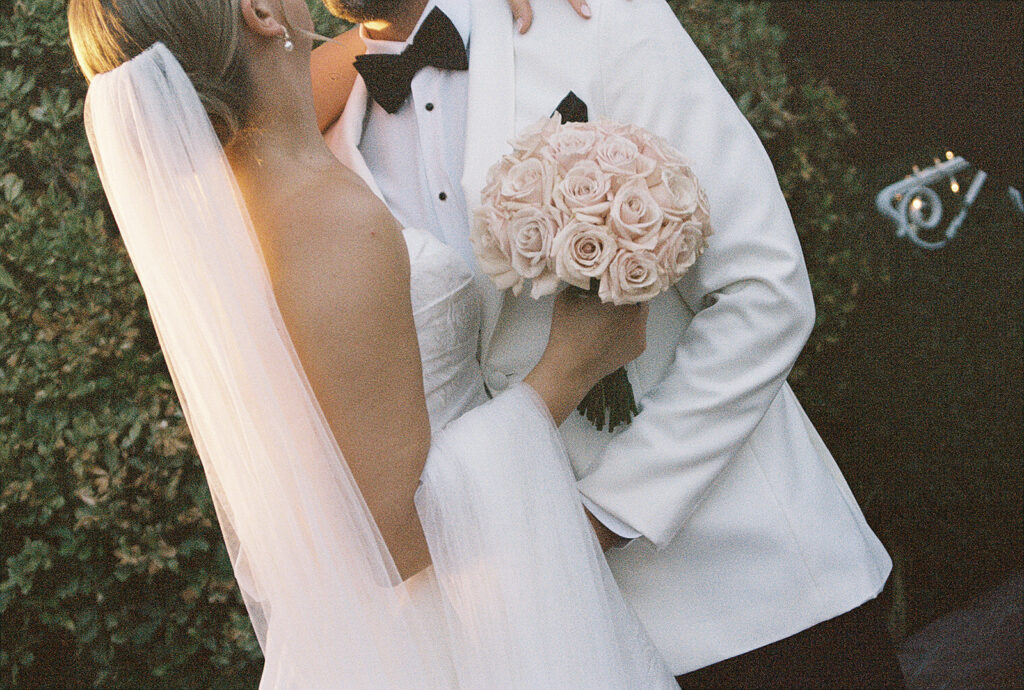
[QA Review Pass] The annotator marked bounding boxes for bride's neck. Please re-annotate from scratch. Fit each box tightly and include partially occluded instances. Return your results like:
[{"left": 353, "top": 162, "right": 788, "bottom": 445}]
[
  {"left": 227, "top": 85, "right": 338, "bottom": 220},
  {"left": 229, "top": 117, "right": 335, "bottom": 186}
]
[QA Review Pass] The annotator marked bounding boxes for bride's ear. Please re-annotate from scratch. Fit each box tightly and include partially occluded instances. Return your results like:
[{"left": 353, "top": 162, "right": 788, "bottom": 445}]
[{"left": 240, "top": 0, "right": 286, "bottom": 40}]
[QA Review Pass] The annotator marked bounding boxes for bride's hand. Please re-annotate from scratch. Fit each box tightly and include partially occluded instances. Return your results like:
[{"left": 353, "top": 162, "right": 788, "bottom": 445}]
[
  {"left": 548, "top": 289, "right": 648, "bottom": 382},
  {"left": 507, "top": 0, "right": 595, "bottom": 33},
  {"left": 524, "top": 290, "right": 648, "bottom": 426}
]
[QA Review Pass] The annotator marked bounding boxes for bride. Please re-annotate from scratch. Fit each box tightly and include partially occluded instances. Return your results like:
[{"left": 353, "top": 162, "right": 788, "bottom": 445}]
[{"left": 68, "top": 0, "right": 676, "bottom": 686}]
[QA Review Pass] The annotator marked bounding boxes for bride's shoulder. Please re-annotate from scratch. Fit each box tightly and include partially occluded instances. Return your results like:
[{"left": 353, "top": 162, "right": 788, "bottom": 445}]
[{"left": 262, "top": 170, "right": 410, "bottom": 319}]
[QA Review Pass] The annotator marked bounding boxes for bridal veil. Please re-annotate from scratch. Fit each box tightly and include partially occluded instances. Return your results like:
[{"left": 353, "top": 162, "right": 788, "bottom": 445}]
[{"left": 84, "top": 43, "right": 673, "bottom": 688}]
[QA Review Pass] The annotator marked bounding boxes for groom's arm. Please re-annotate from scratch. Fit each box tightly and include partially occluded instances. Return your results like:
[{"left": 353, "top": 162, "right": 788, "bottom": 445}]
[
  {"left": 576, "top": 0, "right": 816, "bottom": 549},
  {"left": 312, "top": 29, "right": 365, "bottom": 133}
]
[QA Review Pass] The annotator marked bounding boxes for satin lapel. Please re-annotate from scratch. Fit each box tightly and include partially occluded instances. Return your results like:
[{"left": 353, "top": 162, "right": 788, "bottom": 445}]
[
  {"left": 324, "top": 76, "right": 385, "bottom": 200},
  {"left": 462, "top": 1, "right": 517, "bottom": 357}
]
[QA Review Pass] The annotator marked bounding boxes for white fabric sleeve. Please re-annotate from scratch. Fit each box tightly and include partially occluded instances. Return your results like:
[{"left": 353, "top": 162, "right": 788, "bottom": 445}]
[
  {"left": 577, "top": 0, "right": 816, "bottom": 549},
  {"left": 580, "top": 494, "right": 642, "bottom": 541},
  {"left": 417, "top": 382, "right": 675, "bottom": 688}
]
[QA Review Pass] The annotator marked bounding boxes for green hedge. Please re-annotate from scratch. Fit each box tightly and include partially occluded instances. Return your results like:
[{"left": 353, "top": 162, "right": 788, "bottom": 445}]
[
  {"left": 1, "top": 1, "right": 874, "bottom": 686},
  {"left": 679, "top": 0, "right": 877, "bottom": 375}
]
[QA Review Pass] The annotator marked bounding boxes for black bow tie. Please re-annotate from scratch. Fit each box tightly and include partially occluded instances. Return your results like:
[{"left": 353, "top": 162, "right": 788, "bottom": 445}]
[{"left": 355, "top": 7, "right": 468, "bottom": 114}]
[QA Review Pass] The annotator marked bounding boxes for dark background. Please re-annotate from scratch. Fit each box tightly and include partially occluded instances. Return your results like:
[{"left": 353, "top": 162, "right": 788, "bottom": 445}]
[
  {"left": 770, "top": 0, "right": 1023, "bottom": 188},
  {"left": 769, "top": 0, "right": 1023, "bottom": 638}
]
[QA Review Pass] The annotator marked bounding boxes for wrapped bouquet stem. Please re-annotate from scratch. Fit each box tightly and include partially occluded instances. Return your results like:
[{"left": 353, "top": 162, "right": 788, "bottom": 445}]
[{"left": 472, "top": 115, "right": 713, "bottom": 431}]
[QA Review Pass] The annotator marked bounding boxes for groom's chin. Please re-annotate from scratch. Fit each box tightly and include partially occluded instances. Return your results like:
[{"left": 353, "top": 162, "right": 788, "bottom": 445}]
[{"left": 321, "top": 0, "right": 411, "bottom": 23}]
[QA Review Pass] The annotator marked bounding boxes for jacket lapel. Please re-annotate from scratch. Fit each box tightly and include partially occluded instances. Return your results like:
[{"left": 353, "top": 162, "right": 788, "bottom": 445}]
[
  {"left": 462, "top": 1, "right": 517, "bottom": 356},
  {"left": 323, "top": 77, "right": 385, "bottom": 201}
]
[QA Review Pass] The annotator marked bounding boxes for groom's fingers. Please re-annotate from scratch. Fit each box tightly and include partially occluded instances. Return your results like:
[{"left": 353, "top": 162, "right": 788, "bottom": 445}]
[
  {"left": 565, "top": 0, "right": 594, "bottom": 20},
  {"left": 507, "top": 0, "right": 534, "bottom": 33}
]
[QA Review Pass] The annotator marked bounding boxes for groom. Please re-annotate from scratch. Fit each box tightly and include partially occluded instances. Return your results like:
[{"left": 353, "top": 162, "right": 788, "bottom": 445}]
[{"left": 317, "top": 0, "right": 902, "bottom": 686}]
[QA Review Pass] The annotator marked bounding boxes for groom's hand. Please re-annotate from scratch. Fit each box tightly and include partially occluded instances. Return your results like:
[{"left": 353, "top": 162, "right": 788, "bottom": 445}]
[{"left": 586, "top": 507, "right": 627, "bottom": 551}]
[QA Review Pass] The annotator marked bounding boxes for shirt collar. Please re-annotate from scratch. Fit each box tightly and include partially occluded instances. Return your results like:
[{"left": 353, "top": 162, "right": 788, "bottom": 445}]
[{"left": 360, "top": 0, "right": 471, "bottom": 56}]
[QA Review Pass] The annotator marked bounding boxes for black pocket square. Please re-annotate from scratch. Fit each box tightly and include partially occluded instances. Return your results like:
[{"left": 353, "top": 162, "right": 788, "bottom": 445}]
[{"left": 553, "top": 91, "right": 589, "bottom": 123}]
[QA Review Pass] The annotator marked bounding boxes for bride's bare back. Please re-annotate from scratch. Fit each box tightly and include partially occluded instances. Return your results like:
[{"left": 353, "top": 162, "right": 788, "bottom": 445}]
[{"left": 238, "top": 157, "right": 436, "bottom": 578}]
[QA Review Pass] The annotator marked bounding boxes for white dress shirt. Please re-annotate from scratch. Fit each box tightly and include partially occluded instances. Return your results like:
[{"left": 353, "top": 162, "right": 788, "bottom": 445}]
[
  {"left": 359, "top": 0, "right": 474, "bottom": 269},
  {"left": 356, "top": 0, "right": 637, "bottom": 541}
]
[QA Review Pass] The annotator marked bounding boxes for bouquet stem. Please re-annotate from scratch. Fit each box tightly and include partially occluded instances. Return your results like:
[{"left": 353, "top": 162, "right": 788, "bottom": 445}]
[
  {"left": 577, "top": 366, "right": 638, "bottom": 432},
  {"left": 571, "top": 280, "right": 640, "bottom": 432}
]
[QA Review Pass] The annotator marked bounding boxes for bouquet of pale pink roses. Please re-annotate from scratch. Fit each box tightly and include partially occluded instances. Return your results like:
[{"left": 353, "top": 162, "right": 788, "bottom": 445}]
[{"left": 472, "top": 114, "right": 713, "bottom": 431}]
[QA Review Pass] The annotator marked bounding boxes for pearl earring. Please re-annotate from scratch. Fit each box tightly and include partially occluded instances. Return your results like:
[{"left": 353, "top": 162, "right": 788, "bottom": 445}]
[{"left": 282, "top": 27, "right": 294, "bottom": 52}]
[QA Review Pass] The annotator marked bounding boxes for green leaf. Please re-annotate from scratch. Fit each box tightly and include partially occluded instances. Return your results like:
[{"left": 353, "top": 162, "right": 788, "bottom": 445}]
[
  {"left": 1, "top": 172, "right": 23, "bottom": 202},
  {"left": 0, "top": 263, "right": 19, "bottom": 292}
]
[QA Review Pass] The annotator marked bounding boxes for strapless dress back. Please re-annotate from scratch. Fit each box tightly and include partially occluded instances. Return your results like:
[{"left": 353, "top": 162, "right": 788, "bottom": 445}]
[
  {"left": 401, "top": 228, "right": 487, "bottom": 681},
  {"left": 404, "top": 227, "right": 489, "bottom": 432}
]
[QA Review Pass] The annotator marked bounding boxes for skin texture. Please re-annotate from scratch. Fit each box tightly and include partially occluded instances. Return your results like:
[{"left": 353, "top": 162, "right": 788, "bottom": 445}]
[
  {"left": 321, "top": 0, "right": 410, "bottom": 24},
  {"left": 311, "top": 28, "right": 364, "bottom": 132},
  {"left": 232, "top": 0, "right": 641, "bottom": 577}
]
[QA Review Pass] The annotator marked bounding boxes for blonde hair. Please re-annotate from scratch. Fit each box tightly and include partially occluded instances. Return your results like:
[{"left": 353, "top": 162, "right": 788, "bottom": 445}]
[{"left": 68, "top": 0, "right": 251, "bottom": 143}]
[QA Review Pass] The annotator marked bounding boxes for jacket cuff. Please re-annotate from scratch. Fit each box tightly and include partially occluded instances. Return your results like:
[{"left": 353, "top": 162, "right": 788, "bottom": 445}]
[{"left": 579, "top": 492, "right": 642, "bottom": 542}]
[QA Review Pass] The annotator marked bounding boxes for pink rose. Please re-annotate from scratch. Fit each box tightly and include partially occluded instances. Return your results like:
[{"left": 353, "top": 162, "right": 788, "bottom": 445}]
[
  {"left": 471, "top": 205, "right": 520, "bottom": 291},
  {"left": 621, "top": 123, "right": 654, "bottom": 152},
  {"left": 593, "top": 134, "right": 648, "bottom": 178},
  {"left": 546, "top": 124, "right": 599, "bottom": 173},
  {"left": 474, "top": 203, "right": 512, "bottom": 253},
  {"left": 594, "top": 118, "right": 634, "bottom": 140},
  {"left": 551, "top": 220, "right": 618, "bottom": 290},
  {"left": 598, "top": 248, "right": 666, "bottom": 305},
  {"left": 641, "top": 132, "right": 688, "bottom": 167},
  {"left": 481, "top": 154, "right": 517, "bottom": 205},
  {"left": 511, "top": 114, "right": 562, "bottom": 158},
  {"left": 593, "top": 133, "right": 657, "bottom": 182},
  {"left": 608, "top": 176, "right": 665, "bottom": 251},
  {"left": 694, "top": 184, "right": 712, "bottom": 229},
  {"left": 554, "top": 160, "right": 612, "bottom": 218},
  {"left": 500, "top": 157, "right": 556, "bottom": 208},
  {"left": 656, "top": 220, "right": 707, "bottom": 283},
  {"left": 507, "top": 207, "right": 560, "bottom": 297},
  {"left": 648, "top": 165, "right": 701, "bottom": 221}
]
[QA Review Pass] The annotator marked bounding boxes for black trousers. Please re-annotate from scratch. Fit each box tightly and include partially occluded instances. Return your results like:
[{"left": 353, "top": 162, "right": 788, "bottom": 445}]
[{"left": 675, "top": 588, "right": 906, "bottom": 689}]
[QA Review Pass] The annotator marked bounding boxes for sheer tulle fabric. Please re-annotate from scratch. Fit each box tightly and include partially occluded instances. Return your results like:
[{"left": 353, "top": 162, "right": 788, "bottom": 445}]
[{"left": 85, "top": 43, "right": 674, "bottom": 688}]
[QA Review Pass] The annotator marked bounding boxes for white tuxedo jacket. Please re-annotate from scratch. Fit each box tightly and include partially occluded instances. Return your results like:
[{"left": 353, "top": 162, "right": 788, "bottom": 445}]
[{"left": 327, "top": 0, "right": 892, "bottom": 674}]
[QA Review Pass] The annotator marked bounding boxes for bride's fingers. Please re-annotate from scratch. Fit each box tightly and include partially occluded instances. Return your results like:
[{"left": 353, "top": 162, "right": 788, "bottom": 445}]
[{"left": 506, "top": 0, "right": 534, "bottom": 33}]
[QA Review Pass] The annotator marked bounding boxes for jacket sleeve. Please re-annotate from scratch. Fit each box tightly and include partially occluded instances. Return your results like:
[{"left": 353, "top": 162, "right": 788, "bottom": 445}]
[{"left": 576, "top": 0, "right": 816, "bottom": 549}]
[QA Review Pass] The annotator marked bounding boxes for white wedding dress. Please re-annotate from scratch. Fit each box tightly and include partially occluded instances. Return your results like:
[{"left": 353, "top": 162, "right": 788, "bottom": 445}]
[
  {"left": 395, "top": 228, "right": 675, "bottom": 687},
  {"left": 405, "top": 227, "right": 490, "bottom": 433},
  {"left": 84, "top": 43, "right": 675, "bottom": 688},
  {"left": 399, "top": 227, "right": 487, "bottom": 680}
]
